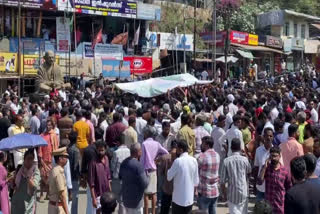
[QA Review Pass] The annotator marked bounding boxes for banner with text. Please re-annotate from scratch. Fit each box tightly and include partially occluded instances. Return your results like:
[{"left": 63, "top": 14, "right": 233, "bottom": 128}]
[
  {"left": 3, "top": 0, "right": 57, "bottom": 10},
  {"left": 73, "top": 0, "right": 136, "bottom": 18}
]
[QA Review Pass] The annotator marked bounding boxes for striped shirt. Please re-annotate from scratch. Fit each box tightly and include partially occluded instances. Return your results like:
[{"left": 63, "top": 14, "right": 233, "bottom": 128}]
[
  {"left": 220, "top": 152, "right": 251, "bottom": 204},
  {"left": 198, "top": 149, "right": 220, "bottom": 198}
]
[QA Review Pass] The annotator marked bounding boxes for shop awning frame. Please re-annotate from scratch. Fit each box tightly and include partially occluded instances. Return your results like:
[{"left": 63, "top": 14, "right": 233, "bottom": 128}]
[
  {"left": 232, "top": 43, "right": 283, "bottom": 54},
  {"left": 236, "top": 49, "right": 254, "bottom": 59}
]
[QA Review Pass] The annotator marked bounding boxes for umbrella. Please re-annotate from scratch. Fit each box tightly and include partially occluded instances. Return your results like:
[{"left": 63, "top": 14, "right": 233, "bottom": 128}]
[
  {"left": 216, "top": 56, "right": 238, "bottom": 63},
  {"left": 0, "top": 133, "right": 48, "bottom": 151}
]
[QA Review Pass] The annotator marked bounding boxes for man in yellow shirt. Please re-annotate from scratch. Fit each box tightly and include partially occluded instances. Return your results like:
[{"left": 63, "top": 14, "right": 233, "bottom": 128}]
[
  {"left": 177, "top": 113, "right": 196, "bottom": 156},
  {"left": 73, "top": 110, "right": 90, "bottom": 155}
]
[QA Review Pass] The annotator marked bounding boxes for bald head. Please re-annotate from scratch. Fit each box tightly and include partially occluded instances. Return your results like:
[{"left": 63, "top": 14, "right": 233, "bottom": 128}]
[{"left": 130, "top": 143, "right": 142, "bottom": 158}]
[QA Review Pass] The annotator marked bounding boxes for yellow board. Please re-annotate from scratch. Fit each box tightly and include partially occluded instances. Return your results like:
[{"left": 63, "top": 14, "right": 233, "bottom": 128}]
[
  {"left": 0, "top": 52, "right": 18, "bottom": 73},
  {"left": 20, "top": 54, "right": 59, "bottom": 75},
  {"left": 248, "top": 34, "right": 258, "bottom": 46}
]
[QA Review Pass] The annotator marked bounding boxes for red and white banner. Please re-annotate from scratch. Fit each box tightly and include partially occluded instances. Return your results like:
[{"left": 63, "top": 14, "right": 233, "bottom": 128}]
[
  {"left": 124, "top": 56, "right": 152, "bottom": 74},
  {"left": 229, "top": 30, "right": 249, "bottom": 45}
]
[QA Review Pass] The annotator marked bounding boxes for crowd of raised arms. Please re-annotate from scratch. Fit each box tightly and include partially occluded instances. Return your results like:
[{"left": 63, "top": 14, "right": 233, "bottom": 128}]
[{"left": 1, "top": 70, "right": 320, "bottom": 214}]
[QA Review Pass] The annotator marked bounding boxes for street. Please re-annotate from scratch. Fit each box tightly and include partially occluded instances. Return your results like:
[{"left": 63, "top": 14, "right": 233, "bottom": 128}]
[{"left": 36, "top": 188, "right": 255, "bottom": 214}]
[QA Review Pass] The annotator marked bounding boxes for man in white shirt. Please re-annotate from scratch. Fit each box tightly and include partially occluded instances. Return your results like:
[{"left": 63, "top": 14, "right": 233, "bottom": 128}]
[
  {"left": 58, "top": 86, "right": 67, "bottom": 101},
  {"left": 279, "top": 112, "right": 293, "bottom": 144},
  {"left": 211, "top": 115, "right": 226, "bottom": 160},
  {"left": 135, "top": 109, "right": 147, "bottom": 143},
  {"left": 223, "top": 105, "right": 233, "bottom": 131},
  {"left": 10, "top": 96, "right": 19, "bottom": 115},
  {"left": 227, "top": 94, "right": 238, "bottom": 117},
  {"left": 253, "top": 127, "right": 274, "bottom": 201},
  {"left": 309, "top": 101, "right": 318, "bottom": 124},
  {"left": 223, "top": 115, "right": 244, "bottom": 157},
  {"left": 167, "top": 139, "right": 199, "bottom": 214},
  {"left": 201, "top": 70, "right": 208, "bottom": 80}
]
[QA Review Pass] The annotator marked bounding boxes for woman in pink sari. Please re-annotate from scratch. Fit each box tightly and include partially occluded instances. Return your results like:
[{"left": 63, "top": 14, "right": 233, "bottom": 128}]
[
  {"left": 38, "top": 119, "right": 59, "bottom": 201},
  {"left": 0, "top": 151, "right": 9, "bottom": 214}
]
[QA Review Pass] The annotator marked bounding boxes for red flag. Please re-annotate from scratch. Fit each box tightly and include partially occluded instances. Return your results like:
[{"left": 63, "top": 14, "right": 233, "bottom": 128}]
[{"left": 92, "top": 28, "right": 103, "bottom": 49}]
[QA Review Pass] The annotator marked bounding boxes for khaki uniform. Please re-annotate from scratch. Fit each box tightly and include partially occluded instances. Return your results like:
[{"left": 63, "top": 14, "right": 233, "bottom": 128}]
[{"left": 48, "top": 165, "right": 67, "bottom": 214}]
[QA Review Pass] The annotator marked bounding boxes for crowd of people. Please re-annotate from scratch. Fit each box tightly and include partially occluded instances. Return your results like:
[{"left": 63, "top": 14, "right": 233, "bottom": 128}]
[{"left": 1, "top": 71, "right": 320, "bottom": 214}]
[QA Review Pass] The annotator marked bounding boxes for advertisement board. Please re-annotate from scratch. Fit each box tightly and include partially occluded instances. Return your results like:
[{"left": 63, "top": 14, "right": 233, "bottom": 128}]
[
  {"left": 229, "top": 31, "right": 249, "bottom": 45},
  {"left": 3, "top": 0, "right": 56, "bottom": 10},
  {"left": 10, "top": 38, "right": 44, "bottom": 54},
  {"left": 124, "top": 56, "right": 152, "bottom": 74},
  {"left": 146, "top": 32, "right": 193, "bottom": 51},
  {"left": 137, "top": 2, "right": 161, "bottom": 21},
  {"left": 95, "top": 43, "right": 123, "bottom": 60},
  {"left": 291, "top": 38, "right": 304, "bottom": 51},
  {"left": 82, "top": 43, "right": 123, "bottom": 60},
  {"left": 56, "top": 17, "right": 71, "bottom": 52},
  {"left": 57, "top": 0, "right": 74, "bottom": 12},
  {"left": 74, "top": 0, "right": 137, "bottom": 18},
  {"left": 102, "top": 60, "right": 130, "bottom": 78},
  {"left": 21, "top": 54, "right": 59, "bottom": 75},
  {"left": 248, "top": 34, "right": 258, "bottom": 46},
  {"left": 0, "top": 53, "right": 17, "bottom": 73}
]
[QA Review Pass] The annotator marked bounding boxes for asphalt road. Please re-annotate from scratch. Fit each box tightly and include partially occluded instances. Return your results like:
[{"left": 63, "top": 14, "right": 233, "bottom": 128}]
[{"left": 36, "top": 188, "right": 255, "bottom": 214}]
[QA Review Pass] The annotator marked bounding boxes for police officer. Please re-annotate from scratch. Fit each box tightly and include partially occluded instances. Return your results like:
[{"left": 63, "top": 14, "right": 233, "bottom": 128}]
[{"left": 48, "top": 147, "right": 69, "bottom": 214}]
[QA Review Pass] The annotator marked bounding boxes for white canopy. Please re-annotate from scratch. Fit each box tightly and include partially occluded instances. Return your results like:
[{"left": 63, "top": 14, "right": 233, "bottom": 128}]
[
  {"left": 115, "top": 73, "right": 212, "bottom": 98},
  {"left": 215, "top": 56, "right": 238, "bottom": 63}
]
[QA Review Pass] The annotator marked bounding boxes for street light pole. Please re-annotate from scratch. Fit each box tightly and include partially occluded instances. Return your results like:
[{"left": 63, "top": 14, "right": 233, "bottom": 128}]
[
  {"left": 193, "top": 0, "right": 197, "bottom": 67},
  {"left": 183, "top": 8, "right": 186, "bottom": 73}
]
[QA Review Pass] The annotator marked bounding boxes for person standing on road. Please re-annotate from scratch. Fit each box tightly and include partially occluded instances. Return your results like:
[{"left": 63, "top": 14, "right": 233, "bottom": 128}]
[
  {"left": 258, "top": 147, "right": 291, "bottom": 214},
  {"left": 167, "top": 140, "right": 199, "bottom": 214},
  {"left": 88, "top": 141, "right": 112, "bottom": 214},
  {"left": 220, "top": 138, "right": 251, "bottom": 214},
  {"left": 48, "top": 147, "right": 70, "bottom": 214},
  {"left": 197, "top": 136, "right": 220, "bottom": 214},
  {"left": 119, "top": 143, "right": 149, "bottom": 214},
  {"left": 141, "top": 126, "right": 168, "bottom": 214},
  {"left": 177, "top": 114, "right": 196, "bottom": 156}
]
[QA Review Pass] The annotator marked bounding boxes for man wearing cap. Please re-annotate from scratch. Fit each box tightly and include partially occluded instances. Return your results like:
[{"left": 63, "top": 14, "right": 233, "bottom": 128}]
[{"left": 48, "top": 147, "right": 69, "bottom": 214}]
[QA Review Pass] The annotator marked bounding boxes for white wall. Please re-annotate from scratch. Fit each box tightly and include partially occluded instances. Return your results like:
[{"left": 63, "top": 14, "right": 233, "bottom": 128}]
[{"left": 279, "top": 16, "right": 309, "bottom": 39}]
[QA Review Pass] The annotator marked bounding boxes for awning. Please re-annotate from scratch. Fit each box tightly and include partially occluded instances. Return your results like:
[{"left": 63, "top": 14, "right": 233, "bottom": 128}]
[
  {"left": 311, "top": 24, "right": 320, "bottom": 30},
  {"left": 232, "top": 43, "right": 283, "bottom": 54},
  {"left": 216, "top": 56, "right": 238, "bottom": 63},
  {"left": 305, "top": 40, "right": 320, "bottom": 54},
  {"left": 236, "top": 49, "right": 254, "bottom": 59}
]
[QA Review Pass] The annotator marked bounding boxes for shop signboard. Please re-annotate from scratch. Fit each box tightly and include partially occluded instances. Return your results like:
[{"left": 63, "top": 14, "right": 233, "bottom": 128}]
[
  {"left": 137, "top": 2, "right": 161, "bottom": 21},
  {"left": 199, "top": 31, "right": 226, "bottom": 46},
  {"left": 0, "top": 53, "right": 17, "bottom": 73},
  {"left": 229, "top": 31, "right": 248, "bottom": 45},
  {"left": 145, "top": 32, "right": 158, "bottom": 48},
  {"left": 74, "top": 0, "right": 137, "bottom": 18},
  {"left": 56, "top": 17, "right": 71, "bottom": 52},
  {"left": 101, "top": 59, "right": 130, "bottom": 78},
  {"left": 3, "top": 0, "right": 57, "bottom": 10},
  {"left": 124, "top": 56, "right": 152, "bottom": 74},
  {"left": 265, "top": 36, "right": 282, "bottom": 49},
  {"left": 248, "top": 34, "right": 258, "bottom": 46},
  {"left": 291, "top": 38, "right": 304, "bottom": 51}
]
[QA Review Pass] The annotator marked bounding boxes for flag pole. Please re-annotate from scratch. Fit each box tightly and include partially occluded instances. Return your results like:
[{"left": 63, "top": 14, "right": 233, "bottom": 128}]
[{"left": 92, "top": 21, "right": 95, "bottom": 78}]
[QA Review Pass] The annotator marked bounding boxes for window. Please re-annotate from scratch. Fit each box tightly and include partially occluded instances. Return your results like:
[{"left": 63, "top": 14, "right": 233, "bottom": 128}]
[
  {"left": 301, "top": 24, "right": 306, "bottom": 39},
  {"left": 294, "top": 23, "right": 298, "bottom": 37},
  {"left": 284, "top": 22, "right": 290, "bottom": 36}
]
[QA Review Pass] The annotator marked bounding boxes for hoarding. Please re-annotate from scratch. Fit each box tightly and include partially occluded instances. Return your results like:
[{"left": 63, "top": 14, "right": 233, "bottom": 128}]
[
  {"left": 0, "top": 53, "right": 17, "bottom": 73},
  {"left": 265, "top": 36, "right": 283, "bottom": 49},
  {"left": 124, "top": 56, "right": 152, "bottom": 74},
  {"left": 146, "top": 32, "right": 194, "bottom": 51}
]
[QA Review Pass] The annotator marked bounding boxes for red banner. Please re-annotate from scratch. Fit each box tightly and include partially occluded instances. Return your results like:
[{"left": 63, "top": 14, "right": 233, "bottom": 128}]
[
  {"left": 229, "top": 30, "right": 249, "bottom": 45},
  {"left": 123, "top": 57, "right": 153, "bottom": 74}
]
